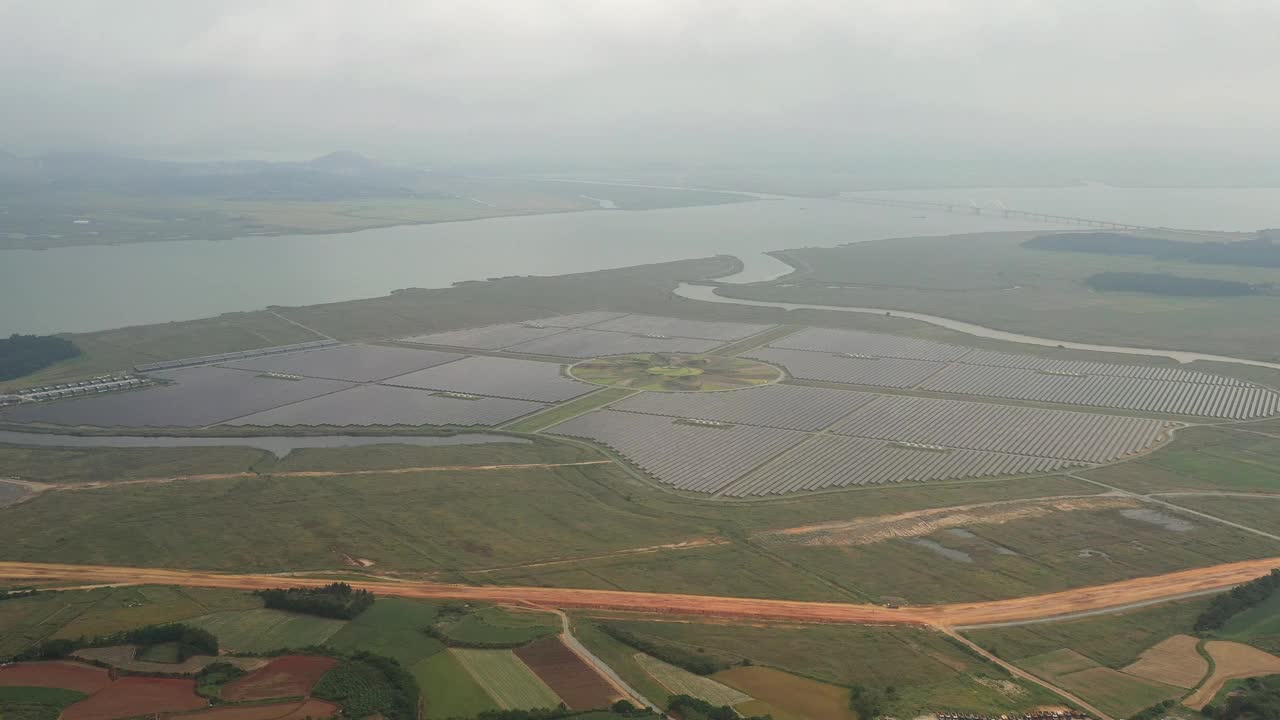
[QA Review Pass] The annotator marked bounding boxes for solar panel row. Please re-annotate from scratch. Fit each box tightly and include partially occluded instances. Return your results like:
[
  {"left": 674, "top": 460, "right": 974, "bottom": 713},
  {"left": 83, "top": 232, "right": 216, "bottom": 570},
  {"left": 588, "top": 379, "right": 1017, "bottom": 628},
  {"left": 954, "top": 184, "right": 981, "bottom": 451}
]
[{"left": 226, "top": 384, "right": 546, "bottom": 428}]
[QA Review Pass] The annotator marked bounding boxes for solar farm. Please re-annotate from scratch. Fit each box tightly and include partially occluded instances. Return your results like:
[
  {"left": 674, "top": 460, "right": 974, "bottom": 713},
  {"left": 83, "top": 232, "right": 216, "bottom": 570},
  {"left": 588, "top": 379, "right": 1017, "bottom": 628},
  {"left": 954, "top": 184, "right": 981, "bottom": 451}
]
[{"left": 4, "top": 315, "right": 1277, "bottom": 498}]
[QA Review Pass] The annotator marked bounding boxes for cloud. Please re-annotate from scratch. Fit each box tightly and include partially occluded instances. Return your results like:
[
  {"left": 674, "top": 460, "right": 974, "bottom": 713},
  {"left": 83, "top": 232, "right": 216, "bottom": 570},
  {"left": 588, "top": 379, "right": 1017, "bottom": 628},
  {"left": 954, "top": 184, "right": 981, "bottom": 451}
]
[{"left": 1, "top": 0, "right": 1276, "bottom": 165}]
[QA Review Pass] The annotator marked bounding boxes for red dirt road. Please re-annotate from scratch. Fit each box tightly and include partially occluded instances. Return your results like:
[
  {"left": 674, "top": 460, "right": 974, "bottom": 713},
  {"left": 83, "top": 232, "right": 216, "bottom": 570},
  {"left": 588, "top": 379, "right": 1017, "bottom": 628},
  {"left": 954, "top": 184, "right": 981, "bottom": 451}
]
[{"left": 1, "top": 557, "right": 1277, "bottom": 628}]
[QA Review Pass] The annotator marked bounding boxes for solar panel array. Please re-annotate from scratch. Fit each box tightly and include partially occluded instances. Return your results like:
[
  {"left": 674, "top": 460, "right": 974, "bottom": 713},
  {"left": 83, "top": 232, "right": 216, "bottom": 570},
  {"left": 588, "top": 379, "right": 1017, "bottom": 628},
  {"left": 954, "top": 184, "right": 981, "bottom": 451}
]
[
  {"left": 584, "top": 314, "right": 775, "bottom": 341},
  {"left": 772, "top": 327, "right": 970, "bottom": 362},
  {"left": 505, "top": 329, "right": 723, "bottom": 358},
  {"left": 611, "top": 383, "right": 878, "bottom": 431},
  {"left": 547, "top": 410, "right": 807, "bottom": 493},
  {"left": 725, "top": 435, "right": 1075, "bottom": 497},
  {"left": 401, "top": 323, "right": 569, "bottom": 350},
  {"left": 743, "top": 347, "right": 946, "bottom": 389},
  {"left": 748, "top": 328, "right": 1279, "bottom": 419},
  {"left": 919, "top": 365, "right": 1279, "bottom": 419},
  {"left": 3, "top": 366, "right": 353, "bottom": 428},
  {"left": 220, "top": 344, "right": 464, "bottom": 382},
  {"left": 385, "top": 356, "right": 594, "bottom": 402},
  {"left": 956, "top": 350, "right": 1252, "bottom": 386},
  {"left": 226, "top": 384, "right": 545, "bottom": 428},
  {"left": 829, "top": 394, "right": 1169, "bottom": 462},
  {"left": 133, "top": 339, "right": 340, "bottom": 372}
]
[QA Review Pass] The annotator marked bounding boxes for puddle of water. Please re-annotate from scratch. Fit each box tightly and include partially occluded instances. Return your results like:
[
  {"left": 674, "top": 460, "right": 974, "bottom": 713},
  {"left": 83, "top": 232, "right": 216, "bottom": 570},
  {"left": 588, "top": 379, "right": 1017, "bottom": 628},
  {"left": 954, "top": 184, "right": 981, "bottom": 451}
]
[
  {"left": 911, "top": 538, "right": 974, "bottom": 563},
  {"left": 1120, "top": 508, "right": 1197, "bottom": 532}
]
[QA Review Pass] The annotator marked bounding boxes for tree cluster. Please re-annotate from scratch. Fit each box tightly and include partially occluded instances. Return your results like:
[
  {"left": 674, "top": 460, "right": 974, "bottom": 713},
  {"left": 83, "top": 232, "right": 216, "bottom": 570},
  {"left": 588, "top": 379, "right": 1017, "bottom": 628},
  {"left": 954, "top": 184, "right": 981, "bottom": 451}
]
[
  {"left": 1084, "top": 272, "right": 1261, "bottom": 296},
  {"left": 667, "top": 695, "right": 769, "bottom": 720},
  {"left": 0, "top": 333, "right": 81, "bottom": 381},
  {"left": 255, "top": 582, "right": 374, "bottom": 620},
  {"left": 848, "top": 685, "right": 897, "bottom": 720},
  {"left": 1023, "top": 232, "right": 1280, "bottom": 268},
  {"left": 9, "top": 622, "right": 217, "bottom": 662},
  {"left": 1206, "top": 675, "right": 1280, "bottom": 720},
  {"left": 599, "top": 625, "right": 733, "bottom": 676},
  {"left": 311, "top": 652, "right": 419, "bottom": 720},
  {"left": 1195, "top": 569, "right": 1280, "bottom": 633}
]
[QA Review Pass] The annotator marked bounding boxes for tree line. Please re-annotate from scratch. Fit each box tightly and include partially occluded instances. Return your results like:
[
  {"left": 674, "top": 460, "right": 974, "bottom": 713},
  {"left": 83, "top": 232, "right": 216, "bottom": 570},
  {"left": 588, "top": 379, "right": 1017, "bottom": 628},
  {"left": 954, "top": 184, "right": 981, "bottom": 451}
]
[
  {"left": 599, "top": 624, "right": 733, "bottom": 675},
  {"left": 11, "top": 622, "right": 218, "bottom": 662},
  {"left": 1023, "top": 232, "right": 1280, "bottom": 268},
  {"left": 0, "top": 333, "right": 81, "bottom": 382},
  {"left": 255, "top": 582, "right": 375, "bottom": 620},
  {"left": 1195, "top": 568, "right": 1280, "bottom": 633},
  {"left": 1084, "top": 272, "right": 1263, "bottom": 297}
]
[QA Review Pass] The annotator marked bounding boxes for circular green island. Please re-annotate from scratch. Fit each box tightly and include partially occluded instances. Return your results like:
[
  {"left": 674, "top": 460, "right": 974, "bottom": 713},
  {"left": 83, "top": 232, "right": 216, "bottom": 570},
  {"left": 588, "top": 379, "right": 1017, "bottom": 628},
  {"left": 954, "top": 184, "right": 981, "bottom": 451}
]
[{"left": 569, "top": 353, "right": 782, "bottom": 392}]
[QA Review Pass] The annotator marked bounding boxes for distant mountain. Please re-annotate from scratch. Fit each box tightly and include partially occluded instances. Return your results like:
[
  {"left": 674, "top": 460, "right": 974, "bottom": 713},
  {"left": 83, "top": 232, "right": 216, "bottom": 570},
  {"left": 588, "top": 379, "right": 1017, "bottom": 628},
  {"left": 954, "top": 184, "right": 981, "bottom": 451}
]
[{"left": 0, "top": 149, "right": 430, "bottom": 201}]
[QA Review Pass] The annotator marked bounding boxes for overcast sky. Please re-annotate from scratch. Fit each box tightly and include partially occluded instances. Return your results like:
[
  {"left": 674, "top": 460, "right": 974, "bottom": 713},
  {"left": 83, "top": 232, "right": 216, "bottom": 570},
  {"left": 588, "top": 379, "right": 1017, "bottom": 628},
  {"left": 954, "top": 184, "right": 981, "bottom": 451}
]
[{"left": 2, "top": 1, "right": 1277, "bottom": 170}]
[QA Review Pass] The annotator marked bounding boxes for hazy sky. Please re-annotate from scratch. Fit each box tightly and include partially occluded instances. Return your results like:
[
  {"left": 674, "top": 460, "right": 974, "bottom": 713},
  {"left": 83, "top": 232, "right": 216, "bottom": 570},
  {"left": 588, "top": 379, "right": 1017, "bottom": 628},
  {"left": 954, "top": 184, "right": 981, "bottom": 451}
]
[{"left": 3, "top": 1, "right": 1277, "bottom": 168}]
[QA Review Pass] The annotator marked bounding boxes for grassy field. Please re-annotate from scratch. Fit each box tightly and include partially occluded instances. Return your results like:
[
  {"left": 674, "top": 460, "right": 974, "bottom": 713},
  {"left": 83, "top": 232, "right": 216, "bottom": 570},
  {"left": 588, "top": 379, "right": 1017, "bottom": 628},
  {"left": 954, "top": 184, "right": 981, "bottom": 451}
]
[
  {"left": 451, "top": 649, "right": 562, "bottom": 709},
  {"left": 435, "top": 606, "right": 559, "bottom": 647},
  {"left": 633, "top": 653, "right": 750, "bottom": 705},
  {"left": 416, "top": 650, "right": 500, "bottom": 719},
  {"left": 965, "top": 596, "right": 1213, "bottom": 669},
  {"left": 1027, "top": 660, "right": 1180, "bottom": 718},
  {"left": 1081, "top": 426, "right": 1280, "bottom": 494},
  {"left": 187, "top": 608, "right": 347, "bottom": 653},
  {"left": 568, "top": 616, "right": 671, "bottom": 706},
  {"left": 326, "top": 597, "right": 445, "bottom": 665},
  {"left": 0, "top": 686, "right": 89, "bottom": 720},
  {"left": 272, "top": 438, "right": 587, "bottom": 473},
  {"left": 1218, "top": 590, "right": 1280, "bottom": 654},
  {"left": 717, "top": 232, "right": 1280, "bottom": 361},
  {"left": 0, "top": 445, "right": 272, "bottom": 484},
  {"left": 1160, "top": 496, "right": 1280, "bottom": 536}
]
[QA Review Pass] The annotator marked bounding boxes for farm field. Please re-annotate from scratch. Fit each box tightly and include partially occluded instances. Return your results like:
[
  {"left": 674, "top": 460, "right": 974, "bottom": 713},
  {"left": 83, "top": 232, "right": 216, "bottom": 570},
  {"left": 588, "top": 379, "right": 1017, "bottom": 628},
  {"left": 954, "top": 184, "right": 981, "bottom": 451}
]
[
  {"left": 1160, "top": 495, "right": 1280, "bottom": 536},
  {"left": 435, "top": 605, "right": 560, "bottom": 647},
  {"left": 0, "top": 686, "right": 89, "bottom": 720},
  {"left": 222, "top": 655, "right": 339, "bottom": 702},
  {"left": 633, "top": 653, "right": 750, "bottom": 706},
  {"left": 1016, "top": 654, "right": 1179, "bottom": 718},
  {"left": 62, "top": 676, "right": 207, "bottom": 720},
  {"left": 514, "top": 636, "right": 622, "bottom": 709},
  {"left": 1183, "top": 641, "right": 1280, "bottom": 709},
  {"left": 714, "top": 666, "right": 856, "bottom": 720},
  {"left": 326, "top": 597, "right": 445, "bottom": 665},
  {"left": 1121, "top": 634, "right": 1208, "bottom": 689},
  {"left": 0, "top": 662, "right": 111, "bottom": 694},
  {"left": 416, "top": 650, "right": 500, "bottom": 719},
  {"left": 451, "top": 649, "right": 562, "bottom": 709},
  {"left": 0, "top": 445, "right": 271, "bottom": 484},
  {"left": 188, "top": 608, "right": 348, "bottom": 653}
]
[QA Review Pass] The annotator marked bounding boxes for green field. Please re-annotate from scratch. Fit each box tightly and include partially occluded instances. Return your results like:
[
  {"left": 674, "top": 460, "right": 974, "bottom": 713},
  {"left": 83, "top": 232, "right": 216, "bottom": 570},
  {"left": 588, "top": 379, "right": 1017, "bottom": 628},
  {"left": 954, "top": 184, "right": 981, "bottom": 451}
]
[
  {"left": 1158, "top": 496, "right": 1280, "bottom": 537},
  {"left": 502, "top": 388, "right": 637, "bottom": 433},
  {"left": 1081, "top": 426, "right": 1280, "bottom": 494},
  {"left": 1219, "top": 590, "right": 1280, "bottom": 653},
  {"left": 716, "top": 232, "right": 1280, "bottom": 362},
  {"left": 1016, "top": 649, "right": 1183, "bottom": 717},
  {"left": 0, "top": 445, "right": 272, "bottom": 484},
  {"left": 567, "top": 616, "right": 671, "bottom": 706},
  {"left": 451, "top": 649, "right": 562, "bottom": 709},
  {"left": 188, "top": 608, "right": 347, "bottom": 653},
  {"left": 435, "top": 606, "right": 559, "bottom": 647},
  {"left": 327, "top": 598, "right": 445, "bottom": 665},
  {"left": 965, "top": 596, "right": 1213, "bottom": 668},
  {"left": 633, "top": 653, "right": 750, "bottom": 705},
  {"left": 416, "top": 650, "right": 501, "bottom": 719},
  {"left": 0, "top": 687, "right": 89, "bottom": 720}
]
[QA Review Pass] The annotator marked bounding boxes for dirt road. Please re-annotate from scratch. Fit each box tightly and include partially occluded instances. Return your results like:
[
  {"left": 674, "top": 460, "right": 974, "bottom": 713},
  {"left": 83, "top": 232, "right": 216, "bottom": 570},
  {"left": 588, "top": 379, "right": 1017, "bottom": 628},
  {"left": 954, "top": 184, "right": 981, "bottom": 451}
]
[{"left": 2, "top": 556, "right": 1277, "bottom": 628}]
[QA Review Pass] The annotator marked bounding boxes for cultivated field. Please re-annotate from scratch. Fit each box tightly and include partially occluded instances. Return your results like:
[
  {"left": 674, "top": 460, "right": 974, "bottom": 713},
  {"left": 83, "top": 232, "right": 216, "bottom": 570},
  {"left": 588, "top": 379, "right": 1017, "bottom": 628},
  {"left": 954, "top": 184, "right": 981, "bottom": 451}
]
[
  {"left": 632, "top": 653, "right": 750, "bottom": 706},
  {"left": 1183, "top": 641, "right": 1280, "bottom": 709},
  {"left": 62, "top": 676, "right": 206, "bottom": 720},
  {"left": 714, "top": 666, "right": 856, "bottom": 720},
  {"left": 188, "top": 608, "right": 348, "bottom": 653},
  {"left": 416, "top": 650, "right": 499, "bottom": 719},
  {"left": 513, "top": 636, "right": 622, "bottom": 709},
  {"left": 222, "top": 655, "right": 339, "bottom": 702},
  {"left": 451, "top": 649, "right": 562, "bottom": 709},
  {"left": 1121, "top": 634, "right": 1208, "bottom": 689},
  {"left": 0, "top": 661, "right": 111, "bottom": 693}
]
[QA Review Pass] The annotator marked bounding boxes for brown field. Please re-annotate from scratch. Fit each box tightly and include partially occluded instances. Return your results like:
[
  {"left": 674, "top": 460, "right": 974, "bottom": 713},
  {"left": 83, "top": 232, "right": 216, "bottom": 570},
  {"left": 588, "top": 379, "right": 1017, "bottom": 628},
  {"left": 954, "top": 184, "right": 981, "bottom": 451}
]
[
  {"left": 221, "top": 655, "right": 339, "bottom": 702},
  {"left": 3, "top": 558, "right": 1279, "bottom": 629},
  {"left": 0, "top": 660, "right": 112, "bottom": 693},
  {"left": 175, "top": 698, "right": 340, "bottom": 720},
  {"left": 1183, "top": 640, "right": 1280, "bottom": 709},
  {"left": 1121, "top": 634, "right": 1208, "bottom": 689},
  {"left": 63, "top": 676, "right": 206, "bottom": 720},
  {"left": 513, "top": 636, "right": 622, "bottom": 709},
  {"left": 714, "top": 666, "right": 857, "bottom": 720}
]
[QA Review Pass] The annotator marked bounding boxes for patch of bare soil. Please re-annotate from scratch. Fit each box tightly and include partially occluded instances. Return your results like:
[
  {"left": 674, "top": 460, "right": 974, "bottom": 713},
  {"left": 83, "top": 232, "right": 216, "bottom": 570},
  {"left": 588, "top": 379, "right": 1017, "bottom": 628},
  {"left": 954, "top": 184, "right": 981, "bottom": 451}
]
[
  {"left": 756, "top": 495, "right": 1141, "bottom": 546},
  {"left": 1121, "top": 634, "right": 1207, "bottom": 689},
  {"left": 1183, "top": 641, "right": 1280, "bottom": 709}
]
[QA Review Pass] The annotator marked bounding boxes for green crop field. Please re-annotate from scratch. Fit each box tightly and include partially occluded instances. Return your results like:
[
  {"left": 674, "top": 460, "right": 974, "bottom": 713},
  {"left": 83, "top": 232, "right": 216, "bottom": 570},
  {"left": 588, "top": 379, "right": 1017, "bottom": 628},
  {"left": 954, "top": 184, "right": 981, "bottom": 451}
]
[
  {"left": 451, "top": 649, "right": 562, "bottom": 709},
  {"left": 633, "top": 653, "right": 750, "bottom": 705},
  {"left": 434, "top": 606, "right": 559, "bottom": 647},
  {"left": 188, "top": 608, "right": 347, "bottom": 653},
  {"left": 416, "top": 650, "right": 500, "bottom": 719},
  {"left": 567, "top": 616, "right": 671, "bottom": 706},
  {"left": 0, "top": 687, "right": 89, "bottom": 720},
  {"left": 965, "top": 596, "right": 1213, "bottom": 668},
  {"left": 1219, "top": 590, "right": 1280, "bottom": 653},
  {"left": 327, "top": 598, "right": 445, "bottom": 666}
]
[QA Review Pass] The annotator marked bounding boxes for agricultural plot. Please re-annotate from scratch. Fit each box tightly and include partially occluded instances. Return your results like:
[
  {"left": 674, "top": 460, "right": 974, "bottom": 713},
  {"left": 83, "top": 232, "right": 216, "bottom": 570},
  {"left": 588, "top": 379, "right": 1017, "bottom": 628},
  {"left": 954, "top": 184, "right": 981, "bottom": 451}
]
[
  {"left": 326, "top": 598, "right": 445, "bottom": 666},
  {"left": 513, "top": 636, "right": 621, "bottom": 709},
  {"left": 2, "top": 365, "right": 353, "bottom": 427},
  {"left": 584, "top": 314, "right": 774, "bottom": 341},
  {"left": 222, "top": 655, "right": 340, "bottom": 702},
  {"left": 547, "top": 410, "right": 808, "bottom": 493},
  {"left": 1120, "top": 634, "right": 1208, "bottom": 689},
  {"left": 0, "top": 662, "right": 111, "bottom": 694},
  {"left": 225, "top": 384, "right": 546, "bottom": 427},
  {"left": 187, "top": 609, "right": 347, "bottom": 653},
  {"left": 742, "top": 347, "right": 946, "bottom": 388},
  {"left": 714, "top": 666, "right": 857, "bottom": 720},
  {"left": 62, "top": 677, "right": 207, "bottom": 720},
  {"left": 451, "top": 649, "right": 563, "bottom": 709},
  {"left": 220, "top": 343, "right": 464, "bottom": 382},
  {"left": 1017, "top": 649, "right": 1181, "bottom": 718},
  {"left": 504, "top": 328, "right": 722, "bottom": 358},
  {"left": 920, "top": 364, "right": 1279, "bottom": 419},
  {"left": 1183, "top": 641, "right": 1280, "bottom": 709},
  {"left": 386, "top": 355, "right": 595, "bottom": 402},
  {"left": 633, "top": 653, "right": 750, "bottom": 706},
  {"left": 770, "top": 326, "right": 971, "bottom": 362},
  {"left": 417, "top": 651, "right": 500, "bottom": 719},
  {"left": 400, "top": 323, "right": 570, "bottom": 350},
  {"left": 612, "top": 383, "right": 874, "bottom": 430},
  {"left": 829, "top": 394, "right": 1171, "bottom": 462},
  {"left": 728, "top": 435, "right": 1074, "bottom": 497}
]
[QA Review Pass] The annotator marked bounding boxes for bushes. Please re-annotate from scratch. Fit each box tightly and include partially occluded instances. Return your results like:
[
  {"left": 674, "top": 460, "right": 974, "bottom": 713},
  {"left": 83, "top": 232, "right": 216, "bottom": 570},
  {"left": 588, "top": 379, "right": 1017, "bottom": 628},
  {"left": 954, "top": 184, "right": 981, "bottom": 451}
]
[
  {"left": 1209, "top": 675, "right": 1280, "bottom": 720},
  {"left": 599, "top": 625, "right": 732, "bottom": 676},
  {"left": 667, "top": 695, "right": 767, "bottom": 720},
  {"left": 1196, "top": 569, "right": 1280, "bottom": 633},
  {"left": 1084, "top": 272, "right": 1261, "bottom": 297},
  {"left": 312, "top": 652, "right": 418, "bottom": 720},
  {"left": 196, "top": 662, "right": 247, "bottom": 700},
  {"left": 849, "top": 685, "right": 897, "bottom": 720},
  {"left": 0, "top": 334, "right": 81, "bottom": 382},
  {"left": 256, "top": 582, "right": 374, "bottom": 620},
  {"left": 8, "top": 623, "right": 216, "bottom": 663}
]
